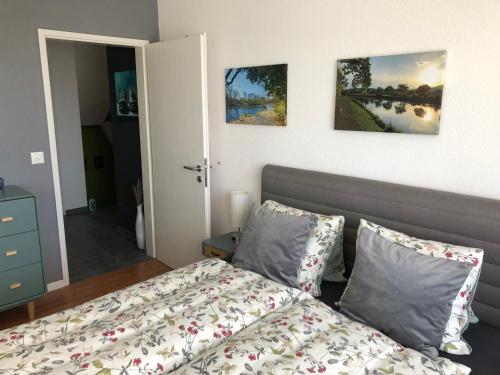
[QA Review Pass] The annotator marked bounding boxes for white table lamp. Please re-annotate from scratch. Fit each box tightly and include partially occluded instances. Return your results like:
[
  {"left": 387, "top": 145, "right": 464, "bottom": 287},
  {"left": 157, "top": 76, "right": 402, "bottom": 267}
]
[{"left": 230, "top": 190, "right": 249, "bottom": 241}]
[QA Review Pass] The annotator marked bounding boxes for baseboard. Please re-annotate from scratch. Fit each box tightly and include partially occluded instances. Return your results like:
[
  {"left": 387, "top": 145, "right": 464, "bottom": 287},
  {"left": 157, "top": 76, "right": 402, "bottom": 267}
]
[
  {"left": 64, "top": 206, "right": 89, "bottom": 216},
  {"left": 47, "top": 279, "right": 68, "bottom": 292}
]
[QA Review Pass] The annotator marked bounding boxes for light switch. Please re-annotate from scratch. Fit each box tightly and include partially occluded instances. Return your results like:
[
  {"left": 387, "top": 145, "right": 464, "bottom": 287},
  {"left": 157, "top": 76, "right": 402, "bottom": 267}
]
[{"left": 31, "top": 151, "right": 45, "bottom": 165}]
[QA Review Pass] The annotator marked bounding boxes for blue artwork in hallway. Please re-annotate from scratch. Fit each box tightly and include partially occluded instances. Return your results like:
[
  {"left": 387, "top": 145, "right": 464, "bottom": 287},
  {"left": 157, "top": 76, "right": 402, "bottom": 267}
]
[{"left": 114, "top": 70, "right": 138, "bottom": 117}]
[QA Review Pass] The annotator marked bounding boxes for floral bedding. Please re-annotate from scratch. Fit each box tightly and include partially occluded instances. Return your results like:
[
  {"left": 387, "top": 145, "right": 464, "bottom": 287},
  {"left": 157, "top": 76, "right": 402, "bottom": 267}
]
[{"left": 0, "top": 258, "right": 469, "bottom": 374}]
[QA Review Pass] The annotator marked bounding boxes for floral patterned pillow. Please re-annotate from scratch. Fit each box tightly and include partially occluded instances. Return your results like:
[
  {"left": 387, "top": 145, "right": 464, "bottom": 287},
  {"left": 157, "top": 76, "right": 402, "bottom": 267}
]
[
  {"left": 262, "top": 200, "right": 344, "bottom": 296},
  {"left": 360, "top": 219, "right": 484, "bottom": 355},
  {"left": 322, "top": 232, "right": 347, "bottom": 282}
]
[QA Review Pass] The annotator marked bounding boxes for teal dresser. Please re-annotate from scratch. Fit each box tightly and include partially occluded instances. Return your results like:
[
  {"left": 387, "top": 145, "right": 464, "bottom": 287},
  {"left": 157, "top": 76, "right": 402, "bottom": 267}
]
[{"left": 0, "top": 186, "right": 45, "bottom": 320}]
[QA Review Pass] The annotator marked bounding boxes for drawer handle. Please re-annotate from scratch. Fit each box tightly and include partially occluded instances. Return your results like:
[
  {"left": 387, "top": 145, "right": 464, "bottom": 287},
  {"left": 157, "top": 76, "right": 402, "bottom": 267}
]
[
  {"left": 208, "top": 249, "right": 223, "bottom": 257},
  {"left": 5, "top": 250, "right": 18, "bottom": 257},
  {"left": 10, "top": 282, "right": 22, "bottom": 290},
  {"left": 1, "top": 216, "right": 15, "bottom": 223}
]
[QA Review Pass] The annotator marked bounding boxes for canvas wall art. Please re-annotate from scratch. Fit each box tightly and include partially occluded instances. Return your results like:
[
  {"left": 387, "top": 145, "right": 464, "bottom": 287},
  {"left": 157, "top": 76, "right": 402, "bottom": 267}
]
[
  {"left": 114, "top": 70, "right": 138, "bottom": 117},
  {"left": 334, "top": 50, "right": 446, "bottom": 134},
  {"left": 225, "top": 63, "right": 287, "bottom": 126}
]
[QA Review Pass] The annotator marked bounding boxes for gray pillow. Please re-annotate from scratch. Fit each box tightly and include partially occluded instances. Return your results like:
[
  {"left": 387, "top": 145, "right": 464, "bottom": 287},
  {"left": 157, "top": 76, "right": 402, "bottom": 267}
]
[
  {"left": 339, "top": 227, "right": 472, "bottom": 358},
  {"left": 232, "top": 206, "right": 316, "bottom": 288}
]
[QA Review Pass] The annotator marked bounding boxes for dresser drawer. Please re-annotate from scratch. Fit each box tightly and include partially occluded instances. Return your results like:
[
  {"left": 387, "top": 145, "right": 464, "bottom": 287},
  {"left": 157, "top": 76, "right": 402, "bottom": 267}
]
[
  {"left": 0, "top": 198, "right": 37, "bottom": 237},
  {"left": 203, "top": 244, "right": 230, "bottom": 259},
  {"left": 0, "top": 263, "right": 44, "bottom": 306},
  {"left": 0, "top": 231, "right": 41, "bottom": 272}
]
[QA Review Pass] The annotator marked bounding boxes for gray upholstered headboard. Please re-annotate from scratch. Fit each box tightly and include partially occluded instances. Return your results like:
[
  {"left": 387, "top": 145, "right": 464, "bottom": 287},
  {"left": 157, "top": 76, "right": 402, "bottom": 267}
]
[{"left": 261, "top": 164, "right": 500, "bottom": 328}]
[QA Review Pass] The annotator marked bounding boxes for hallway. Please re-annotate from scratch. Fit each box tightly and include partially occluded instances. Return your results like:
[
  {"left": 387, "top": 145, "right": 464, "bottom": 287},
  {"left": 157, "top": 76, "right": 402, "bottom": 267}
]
[{"left": 65, "top": 207, "right": 150, "bottom": 283}]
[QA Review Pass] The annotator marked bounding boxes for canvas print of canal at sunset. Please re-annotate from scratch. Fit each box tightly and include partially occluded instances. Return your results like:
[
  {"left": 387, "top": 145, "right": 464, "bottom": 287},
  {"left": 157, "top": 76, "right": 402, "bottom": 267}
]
[
  {"left": 334, "top": 50, "right": 446, "bottom": 134},
  {"left": 225, "top": 64, "right": 287, "bottom": 126}
]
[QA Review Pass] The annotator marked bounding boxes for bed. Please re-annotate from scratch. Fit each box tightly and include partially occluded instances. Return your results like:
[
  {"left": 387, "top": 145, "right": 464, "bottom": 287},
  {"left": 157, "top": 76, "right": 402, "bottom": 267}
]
[
  {"left": 262, "top": 164, "right": 500, "bottom": 374},
  {"left": 0, "top": 259, "right": 468, "bottom": 374},
  {"left": 1, "top": 164, "right": 499, "bottom": 374}
]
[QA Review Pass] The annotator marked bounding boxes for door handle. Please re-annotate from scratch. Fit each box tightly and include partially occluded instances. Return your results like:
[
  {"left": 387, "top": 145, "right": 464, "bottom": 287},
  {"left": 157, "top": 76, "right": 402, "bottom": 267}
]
[{"left": 183, "top": 165, "right": 202, "bottom": 172}]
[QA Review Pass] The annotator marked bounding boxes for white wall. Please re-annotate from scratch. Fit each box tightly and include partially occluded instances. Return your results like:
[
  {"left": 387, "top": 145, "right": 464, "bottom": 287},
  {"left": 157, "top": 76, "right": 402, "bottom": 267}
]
[
  {"left": 74, "top": 43, "right": 110, "bottom": 126},
  {"left": 47, "top": 41, "right": 88, "bottom": 211},
  {"left": 158, "top": 0, "right": 500, "bottom": 235}
]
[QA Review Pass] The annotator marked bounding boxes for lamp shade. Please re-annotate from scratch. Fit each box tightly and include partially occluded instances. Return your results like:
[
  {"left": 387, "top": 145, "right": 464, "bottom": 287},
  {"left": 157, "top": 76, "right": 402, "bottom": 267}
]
[{"left": 230, "top": 190, "right": 249, "bottom": 231}]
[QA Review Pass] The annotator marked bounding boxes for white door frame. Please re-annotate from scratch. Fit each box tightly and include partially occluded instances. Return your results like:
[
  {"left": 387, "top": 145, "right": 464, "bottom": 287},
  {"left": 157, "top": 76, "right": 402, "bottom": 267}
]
[{"left": 38, "top": 29, "right": 156, "bottom": 291}]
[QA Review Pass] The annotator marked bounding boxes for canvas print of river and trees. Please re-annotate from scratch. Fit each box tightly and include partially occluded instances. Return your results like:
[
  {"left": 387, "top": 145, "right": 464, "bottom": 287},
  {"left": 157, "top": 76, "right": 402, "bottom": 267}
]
[
  {"left": 225, "top": 64, "right": 287, "bottom": 126},
  {"left": 334, "top": 50, "right": 446, "bottom": 134}
]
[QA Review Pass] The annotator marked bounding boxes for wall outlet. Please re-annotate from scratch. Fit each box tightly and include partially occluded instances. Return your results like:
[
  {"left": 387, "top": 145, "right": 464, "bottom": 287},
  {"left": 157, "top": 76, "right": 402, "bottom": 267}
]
[{"left": 30, "top": 151, "right": 45, "bottom": 165}]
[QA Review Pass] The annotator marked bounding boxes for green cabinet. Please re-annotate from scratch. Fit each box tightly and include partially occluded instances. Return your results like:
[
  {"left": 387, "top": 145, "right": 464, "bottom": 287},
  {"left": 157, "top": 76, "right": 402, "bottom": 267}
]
[{"left": 0, "top": 186, "right": 45, "bottom": 317}]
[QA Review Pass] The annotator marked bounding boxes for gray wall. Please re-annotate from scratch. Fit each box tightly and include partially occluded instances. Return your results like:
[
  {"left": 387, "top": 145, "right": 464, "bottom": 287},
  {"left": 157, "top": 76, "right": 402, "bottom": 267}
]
[
  {"left": 75, "top": 43, "right": 110, "bottom": 127},
  {"left": 48, "top": 41, "right": 88, "bottom": 212},
  {"left": 0, "top": 0, "right": 159, "bottom": 284},
  {"left": 106, "top": 47, "right": 142, "bottom": 232}
]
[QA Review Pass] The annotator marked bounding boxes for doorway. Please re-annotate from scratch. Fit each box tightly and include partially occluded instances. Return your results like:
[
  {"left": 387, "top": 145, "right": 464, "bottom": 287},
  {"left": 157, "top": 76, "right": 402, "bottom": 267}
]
[
  {"left": 46, "top": 41, "right": 151, "bottom": 283},
  {"left": 39, "top": 30, "right": 156, "bottom": 290},
  {"left": 39, "top": 30, "right": 211, "bottom": 292}
]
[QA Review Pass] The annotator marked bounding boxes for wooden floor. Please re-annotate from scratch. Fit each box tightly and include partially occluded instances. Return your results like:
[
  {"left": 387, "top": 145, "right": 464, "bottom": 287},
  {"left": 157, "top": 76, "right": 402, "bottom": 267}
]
[{"left": 0, "top": 259, "right": 171, "bottom": 331}]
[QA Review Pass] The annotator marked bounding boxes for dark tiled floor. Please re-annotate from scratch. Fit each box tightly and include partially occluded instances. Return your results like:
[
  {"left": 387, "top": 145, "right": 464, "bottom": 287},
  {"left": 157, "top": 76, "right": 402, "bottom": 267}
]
[{"left": 65, "top": 207, "right": 150, "bottom": 283}]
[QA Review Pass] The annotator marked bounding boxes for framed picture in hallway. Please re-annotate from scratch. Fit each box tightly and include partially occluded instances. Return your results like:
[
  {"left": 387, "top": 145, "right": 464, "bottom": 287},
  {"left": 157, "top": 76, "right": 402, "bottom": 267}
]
[
  {"left": 225, "top": 63, "right": 287, "bottom": 126},
  {"left": 334, "top": 50, "right": 446, "bottom": 135},
  {"left": 113, "top": 70, "right": 138, "bottom": 117}
]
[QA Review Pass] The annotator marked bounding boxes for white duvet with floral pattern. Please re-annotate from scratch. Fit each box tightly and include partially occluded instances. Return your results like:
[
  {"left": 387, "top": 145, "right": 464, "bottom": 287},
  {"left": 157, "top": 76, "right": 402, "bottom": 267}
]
[{"left": 0, "top": 259, "right": 469, "bottom": 374}]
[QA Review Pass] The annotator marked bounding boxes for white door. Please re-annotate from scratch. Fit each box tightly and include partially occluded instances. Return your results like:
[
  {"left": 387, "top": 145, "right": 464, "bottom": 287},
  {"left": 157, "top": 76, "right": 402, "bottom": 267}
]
[{"left": 146, "top": 34, "right": 210, "bottom": 268}]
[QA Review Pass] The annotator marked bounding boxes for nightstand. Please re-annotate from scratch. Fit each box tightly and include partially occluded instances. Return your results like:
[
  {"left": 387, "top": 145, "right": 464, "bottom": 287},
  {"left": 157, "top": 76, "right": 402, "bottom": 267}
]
[{"left": 202, "top": 232, "right": 237, "bottom": 262}]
